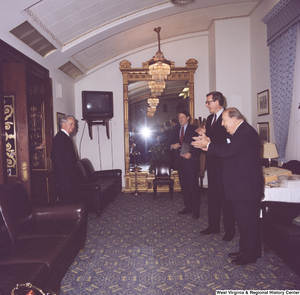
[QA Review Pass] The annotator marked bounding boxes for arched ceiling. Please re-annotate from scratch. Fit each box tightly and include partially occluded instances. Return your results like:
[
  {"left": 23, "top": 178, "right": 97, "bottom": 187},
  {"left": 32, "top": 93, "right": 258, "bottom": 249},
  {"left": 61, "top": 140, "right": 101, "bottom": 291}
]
[{"left": 1, "top": 0, "right": 262, "bottom": 79}]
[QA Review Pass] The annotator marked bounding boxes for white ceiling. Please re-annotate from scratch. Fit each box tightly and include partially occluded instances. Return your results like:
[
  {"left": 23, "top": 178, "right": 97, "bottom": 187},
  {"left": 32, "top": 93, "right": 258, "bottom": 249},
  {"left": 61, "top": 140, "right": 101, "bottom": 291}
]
[{"left": 1, "top": 0, "right": 262, "bottom": 79}]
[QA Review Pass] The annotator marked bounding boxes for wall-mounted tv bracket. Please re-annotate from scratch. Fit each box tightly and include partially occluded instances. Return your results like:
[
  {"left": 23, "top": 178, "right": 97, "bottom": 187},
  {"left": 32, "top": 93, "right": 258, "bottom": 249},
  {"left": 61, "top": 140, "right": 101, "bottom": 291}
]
[{"left": 85, "top": 119, "right": 110, "bottom": 140}]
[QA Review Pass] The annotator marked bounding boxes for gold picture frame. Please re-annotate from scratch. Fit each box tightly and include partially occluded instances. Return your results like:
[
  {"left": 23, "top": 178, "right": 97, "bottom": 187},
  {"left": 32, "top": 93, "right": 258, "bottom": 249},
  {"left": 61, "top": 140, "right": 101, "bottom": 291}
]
[{"left": 257, "top": 89, "right": 270, "bottom": 116}]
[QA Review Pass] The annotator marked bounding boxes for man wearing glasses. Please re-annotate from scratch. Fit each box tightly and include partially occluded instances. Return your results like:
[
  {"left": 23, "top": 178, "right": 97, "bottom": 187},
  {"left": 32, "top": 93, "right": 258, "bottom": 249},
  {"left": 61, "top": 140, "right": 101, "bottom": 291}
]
[{"left": 197, "top": 91, "right": 235, "bottom": 241}]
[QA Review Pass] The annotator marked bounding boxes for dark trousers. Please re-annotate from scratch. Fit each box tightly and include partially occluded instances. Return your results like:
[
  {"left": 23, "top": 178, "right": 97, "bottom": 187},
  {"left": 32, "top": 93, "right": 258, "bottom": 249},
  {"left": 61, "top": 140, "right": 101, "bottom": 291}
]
[
  {"left": 207, "top": 167, "right": 235, "bottom": 236},
  {"left": 177, "top": 157, "right": 200, "bottom": 213},
  {"left": 54, "top": 170, "right": 78, "bottom": 204},
  {"left": 232, "top": 198, "right": 262, "bottom": 261}
]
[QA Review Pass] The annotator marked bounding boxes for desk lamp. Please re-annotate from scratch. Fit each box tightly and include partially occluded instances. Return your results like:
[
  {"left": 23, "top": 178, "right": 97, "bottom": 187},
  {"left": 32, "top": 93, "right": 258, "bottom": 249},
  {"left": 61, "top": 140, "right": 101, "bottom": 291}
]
[{"left": 263, "top": 143, "right": 279, "bottom": 167}]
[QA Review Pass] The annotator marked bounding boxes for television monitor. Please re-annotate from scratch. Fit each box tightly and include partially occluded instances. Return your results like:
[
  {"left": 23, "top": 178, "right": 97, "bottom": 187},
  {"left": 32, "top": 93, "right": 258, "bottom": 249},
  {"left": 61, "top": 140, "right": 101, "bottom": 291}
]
[{"left": 82, "top": 91, "right": 113, "bottom": 120}]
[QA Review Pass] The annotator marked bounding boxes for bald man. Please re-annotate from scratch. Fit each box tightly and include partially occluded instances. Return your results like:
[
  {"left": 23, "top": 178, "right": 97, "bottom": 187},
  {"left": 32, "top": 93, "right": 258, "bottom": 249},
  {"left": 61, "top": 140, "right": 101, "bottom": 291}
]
[{"left": 192, "top": 107, "right": 264, "bottom": 266}]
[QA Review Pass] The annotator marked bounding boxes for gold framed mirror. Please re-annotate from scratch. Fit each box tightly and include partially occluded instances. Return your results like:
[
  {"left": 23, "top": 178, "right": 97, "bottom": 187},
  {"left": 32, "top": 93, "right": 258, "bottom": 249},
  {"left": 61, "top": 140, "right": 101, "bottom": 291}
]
[{"left": 120, "top": 58, "right": 198, "bottom": 193}]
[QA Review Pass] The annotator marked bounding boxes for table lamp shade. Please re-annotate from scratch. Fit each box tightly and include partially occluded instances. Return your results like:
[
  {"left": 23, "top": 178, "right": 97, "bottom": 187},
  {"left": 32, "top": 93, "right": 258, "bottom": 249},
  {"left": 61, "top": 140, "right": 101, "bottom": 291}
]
[{"left": 263, "top": 143, "right": 279, "bottom": 159}]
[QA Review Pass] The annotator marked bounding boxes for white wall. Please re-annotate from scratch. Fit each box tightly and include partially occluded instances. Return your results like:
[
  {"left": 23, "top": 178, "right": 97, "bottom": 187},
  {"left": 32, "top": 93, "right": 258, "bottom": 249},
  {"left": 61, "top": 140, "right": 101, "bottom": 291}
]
[
  {"left": 250, "top": 0, "right": 279, "bottom": 143},
  {"left": 208, "top": 22, "right": 216, "bottom": 93},
  {"left": 215, "top": 17, "right": 252, "bottom": 122},
  {"left": 74, "top": 33, "right": 210, "bottom": 186},
  {"left": 50, "top": 71, "right": 76, "bottom": 133},
  {"left": 74, "top": 61, "right": 124, "bottom": 172}
]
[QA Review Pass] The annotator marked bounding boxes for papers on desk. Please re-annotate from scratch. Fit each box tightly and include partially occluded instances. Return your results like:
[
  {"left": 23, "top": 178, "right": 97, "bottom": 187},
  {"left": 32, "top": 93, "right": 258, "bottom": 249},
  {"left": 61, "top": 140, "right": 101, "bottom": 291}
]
[
  {"left": 263, "top": 167, "right": 292, "bottom": 183},
  {"left": 285, "top": 180, "right": 300, "bottom": 188},
  {"left": 265, "top": 180, "right": 300, "bottom": 188},
  {"left": 265, "top": 181, "right": 279, "bottom": 188}
]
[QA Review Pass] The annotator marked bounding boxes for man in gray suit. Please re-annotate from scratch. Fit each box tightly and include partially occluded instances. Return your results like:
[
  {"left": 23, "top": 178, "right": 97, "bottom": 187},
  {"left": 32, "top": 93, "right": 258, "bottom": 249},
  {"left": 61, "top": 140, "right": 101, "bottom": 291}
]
[{"left": 192, "top": 107, "right": 264, "bottom": 265}]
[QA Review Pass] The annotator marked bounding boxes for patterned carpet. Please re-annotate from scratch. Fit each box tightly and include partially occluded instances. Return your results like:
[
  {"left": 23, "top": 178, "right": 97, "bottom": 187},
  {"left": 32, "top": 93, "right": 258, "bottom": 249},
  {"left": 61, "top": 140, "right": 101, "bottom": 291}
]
[{"left": 61, "top": 191, "right": 300, "bottom": 295}]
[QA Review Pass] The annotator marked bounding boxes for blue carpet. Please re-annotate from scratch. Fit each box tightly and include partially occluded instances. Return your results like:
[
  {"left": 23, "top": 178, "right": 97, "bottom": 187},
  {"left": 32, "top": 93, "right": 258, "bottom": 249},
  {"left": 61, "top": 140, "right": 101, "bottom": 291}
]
[{"left": 61, "top": 192, "right": 300, "bottom": 294}]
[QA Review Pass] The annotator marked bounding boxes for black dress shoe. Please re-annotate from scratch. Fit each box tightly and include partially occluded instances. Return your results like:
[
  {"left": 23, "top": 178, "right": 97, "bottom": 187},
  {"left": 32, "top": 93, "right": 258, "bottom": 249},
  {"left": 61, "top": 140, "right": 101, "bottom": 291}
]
[
  {"left": 199, "top": 228, "right": 220, "bottom": 235},
  {"left": 192, "top": 212, "right": 200, "bottom": 219},
  {"left": 228, "top": 251, "right": 241, "bottom": 258},
  {"left": 231, "top": 257, "right": 257, "bottom": 265},
  {"left": 178, "top": 208, "right": 192, "bottom": 215},
  {"left": 222, "top": 234, "right": 234, "bottom": 242}
]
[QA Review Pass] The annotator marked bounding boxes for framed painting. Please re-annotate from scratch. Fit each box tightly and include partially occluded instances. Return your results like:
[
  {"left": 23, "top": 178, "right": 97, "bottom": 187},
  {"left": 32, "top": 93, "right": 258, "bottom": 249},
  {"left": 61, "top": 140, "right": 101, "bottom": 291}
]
[
  {"left": 257, "top": 122, "right": 270, "bottom": 146},
  {"left": 257, "top": 89, "right": 270, "bottom": 116},
  {"left": 56, "top": 112, "right": 65, "bottom": 133}
]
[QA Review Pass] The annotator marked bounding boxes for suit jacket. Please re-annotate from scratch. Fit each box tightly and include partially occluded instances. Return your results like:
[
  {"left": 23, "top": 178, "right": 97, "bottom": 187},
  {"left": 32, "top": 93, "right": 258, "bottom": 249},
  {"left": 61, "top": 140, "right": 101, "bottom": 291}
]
[
  {"left": 205, "top": 112, "right": 228, "bottom": 168},
  {"left": 169, "top": 123, "right": 198, "bottom": 162},
  {"left": 207, "top": 121, "right": 264, "bottom": 201},
  {"left": 50, "top": 130, "right": 78, "bottom": 181}
]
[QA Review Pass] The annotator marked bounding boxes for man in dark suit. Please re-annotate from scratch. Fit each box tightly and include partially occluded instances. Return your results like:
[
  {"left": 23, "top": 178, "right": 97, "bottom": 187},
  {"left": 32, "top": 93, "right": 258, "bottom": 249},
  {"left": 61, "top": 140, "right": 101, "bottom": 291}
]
[
  {"left": 192, "top": 108, "right": 264, "bottom": 265},
  {"left": 170, "top": 110, "right": 200, "bottom": 219},
  {"left": 198, "top": 91, "right": 235, "bottom": 242},
  {"left": 50, "top": 115, "right": 78, "bottom": 203}
]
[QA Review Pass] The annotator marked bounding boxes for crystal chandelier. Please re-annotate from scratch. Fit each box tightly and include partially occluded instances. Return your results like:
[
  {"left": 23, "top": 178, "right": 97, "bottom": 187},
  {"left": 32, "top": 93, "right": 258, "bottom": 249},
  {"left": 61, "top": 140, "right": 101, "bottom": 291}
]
[
  {"left": 147, "top": 96, "right": 159, "bottom": 108},
  {"left": 148, "top": 80, "right": 165, "bottom": 96},
  {"left": 148, "top": 27, "right": 171, "bottom": 84},
  {"left": 147, "top": 106, "right": 156, "bottom": 118},
  {"left": 147, "top": 96, "right": 159, "bottom": 118}
]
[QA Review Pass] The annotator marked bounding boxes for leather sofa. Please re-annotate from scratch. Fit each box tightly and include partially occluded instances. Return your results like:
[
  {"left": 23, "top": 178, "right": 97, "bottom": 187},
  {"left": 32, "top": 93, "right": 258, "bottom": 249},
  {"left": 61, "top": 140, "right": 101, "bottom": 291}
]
[
  {"left": 0, "top": 181, "right": 87, "bottom": 295},
  {"left": 261, "top": 201, "right": 300, "bottom": 277},
  {"left": 77, "top": 158, "right": 122, "bottom": 218}
]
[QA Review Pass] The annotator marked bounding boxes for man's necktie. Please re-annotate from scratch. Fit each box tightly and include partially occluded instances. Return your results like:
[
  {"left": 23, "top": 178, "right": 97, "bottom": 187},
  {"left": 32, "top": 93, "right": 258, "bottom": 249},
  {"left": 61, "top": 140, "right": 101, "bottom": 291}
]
[
  {"left": 211, "top": 114, "right": 217, "bottom": 129},
  {"left": 180, "top": 126, "right": 184, "bottom": 144}
]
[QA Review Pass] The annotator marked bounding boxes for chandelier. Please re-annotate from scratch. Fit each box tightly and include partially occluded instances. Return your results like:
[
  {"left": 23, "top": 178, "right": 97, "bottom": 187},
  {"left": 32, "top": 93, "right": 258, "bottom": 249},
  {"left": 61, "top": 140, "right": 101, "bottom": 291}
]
[
  {"left": 147, "top": 106, "right": 156, "bottom": 118},
  {"left": 147, "top": 96, "right": 159, "bottom": 108},
  {"left": 148, "top": 27, "right": 171, "bottom": 84},
  {"left": 147, "top": 96, "right": 159, "bottom": 118},
  {"left": 148, "top": 80, "right": 165, "bottom": 96}
]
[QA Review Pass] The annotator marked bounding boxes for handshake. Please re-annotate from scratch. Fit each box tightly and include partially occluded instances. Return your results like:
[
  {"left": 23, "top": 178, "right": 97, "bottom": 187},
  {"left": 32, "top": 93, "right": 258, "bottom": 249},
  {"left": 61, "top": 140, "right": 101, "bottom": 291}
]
[{"left": 191, "top": 126, "right": 211, "bottom": 151}]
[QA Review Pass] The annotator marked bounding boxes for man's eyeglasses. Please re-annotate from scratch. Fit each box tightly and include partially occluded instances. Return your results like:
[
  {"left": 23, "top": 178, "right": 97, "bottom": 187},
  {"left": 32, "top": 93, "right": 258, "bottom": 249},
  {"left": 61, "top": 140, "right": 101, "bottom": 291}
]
[{"left": 205, "top": 100, "right": 214, "bottom": 105}]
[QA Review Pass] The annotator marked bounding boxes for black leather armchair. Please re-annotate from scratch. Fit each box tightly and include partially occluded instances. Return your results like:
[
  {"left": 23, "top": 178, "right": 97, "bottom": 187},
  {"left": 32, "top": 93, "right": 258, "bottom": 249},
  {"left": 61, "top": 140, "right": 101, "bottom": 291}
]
[
  {"left": 0, "top": 181, "right": 86, "bottom": 295},
  {"left": 77, "top": 158, "right": 122, "bottom": 218},
  {"left": 153, "top": 160, "right": 174, "bottom": 200},
  {"left": 282, "top": 160, "right": 300, "bottom": 174},
  {"left": 261, "top": 201, "right": 300, "bottom": 277}
]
